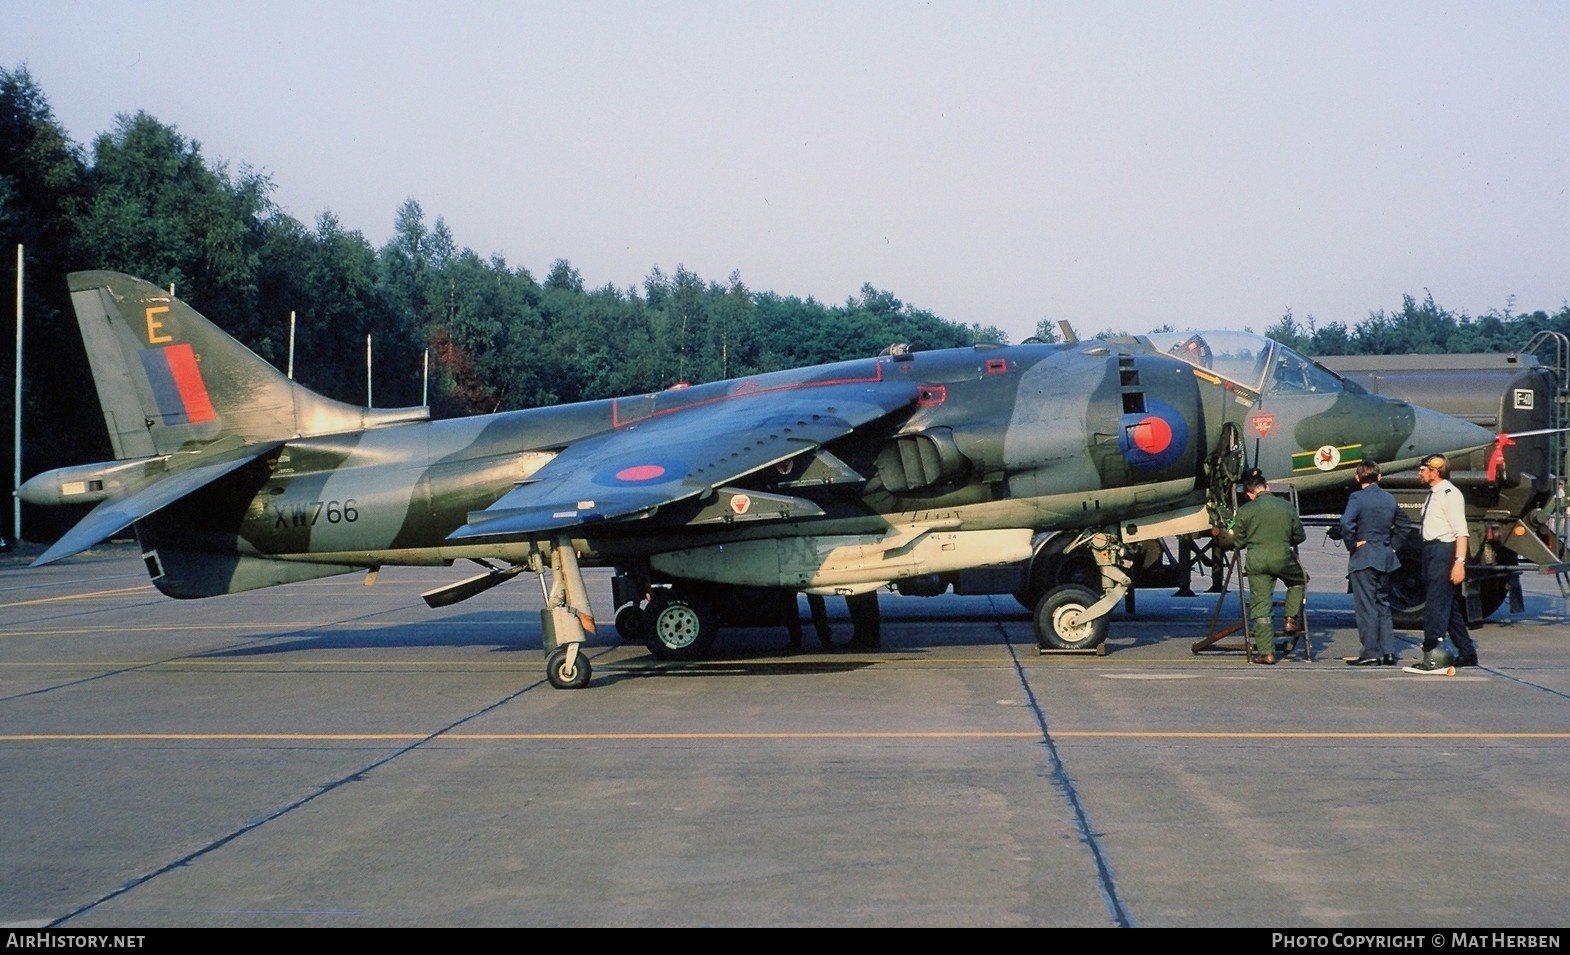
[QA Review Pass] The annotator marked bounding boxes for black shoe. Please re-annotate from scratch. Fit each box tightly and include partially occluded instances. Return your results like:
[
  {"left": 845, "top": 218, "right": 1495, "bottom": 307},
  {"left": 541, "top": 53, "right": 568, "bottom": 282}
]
[
  {"left": 1346, "top": 656, "right": 1381, "bottom": 666},
  {"left": 1454, "top": 656, "right": 1479, "bottom": 668},
  {"left": 1379, "top": 655, "right": 1397, "bottom": 666}
]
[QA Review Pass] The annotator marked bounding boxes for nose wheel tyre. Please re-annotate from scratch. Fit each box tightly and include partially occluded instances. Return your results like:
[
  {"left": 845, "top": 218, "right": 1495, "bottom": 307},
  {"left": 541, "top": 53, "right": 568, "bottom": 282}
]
[
  {"left": 546, "top": 645, "right": 592, "bottom": 689},
  {"left": 1034, "top": 584, "right": 1109, "bottom": 652}
]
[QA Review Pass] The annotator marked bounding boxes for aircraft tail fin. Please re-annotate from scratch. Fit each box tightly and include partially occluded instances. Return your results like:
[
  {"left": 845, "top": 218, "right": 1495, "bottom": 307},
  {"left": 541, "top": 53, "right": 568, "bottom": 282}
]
[{"left": 67, "top": 270, "right": 427, "bottom": 460}]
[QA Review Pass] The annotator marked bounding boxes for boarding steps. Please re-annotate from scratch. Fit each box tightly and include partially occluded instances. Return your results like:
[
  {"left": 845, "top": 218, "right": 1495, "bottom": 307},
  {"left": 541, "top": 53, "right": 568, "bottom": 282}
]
[{"left": 1191, "top": 484, "right": 1312, "bottom": 662}]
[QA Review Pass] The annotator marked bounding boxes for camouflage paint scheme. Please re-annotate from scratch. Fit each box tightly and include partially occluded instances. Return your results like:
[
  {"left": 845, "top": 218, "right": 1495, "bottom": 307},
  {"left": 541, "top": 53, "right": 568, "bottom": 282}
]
[{"left": 21, "top": 272, "right": 1495, "bottom": 687}]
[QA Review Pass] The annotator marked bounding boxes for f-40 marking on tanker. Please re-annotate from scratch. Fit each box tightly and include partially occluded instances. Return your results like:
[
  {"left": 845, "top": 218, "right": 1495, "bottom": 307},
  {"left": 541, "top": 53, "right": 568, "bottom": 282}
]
[{"left": 21, "top": 272, "right": 1495, "bottom": 688}]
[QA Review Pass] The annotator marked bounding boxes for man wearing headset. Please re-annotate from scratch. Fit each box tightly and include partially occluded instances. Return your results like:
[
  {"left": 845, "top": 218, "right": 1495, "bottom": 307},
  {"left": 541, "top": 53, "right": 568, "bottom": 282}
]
[{"left": 1412, "top": 453, "right": 1480, "bottom": 670}]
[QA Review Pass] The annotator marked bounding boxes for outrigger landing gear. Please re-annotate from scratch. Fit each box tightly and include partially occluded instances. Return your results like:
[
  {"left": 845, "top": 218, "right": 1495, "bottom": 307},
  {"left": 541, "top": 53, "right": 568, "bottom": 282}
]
[
  {"left": 540, "top": 535, "right": 595, "bottom": 689},
  {"left": 1033, "top": 528, "right": 1131, "bottom": 654}
]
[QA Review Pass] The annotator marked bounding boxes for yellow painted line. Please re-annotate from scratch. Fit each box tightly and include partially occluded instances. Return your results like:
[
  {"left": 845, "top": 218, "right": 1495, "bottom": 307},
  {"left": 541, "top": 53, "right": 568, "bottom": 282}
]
[
  {"left": 2, "top": 731, "right": 1568, "bottom": 743},
  {"left": 1, "top": 734, "right": 427, "bottom": 741},
  {"left": 0, "top": 653, "right": 1011, "bottom": 665},
  {"left": 0, "top": 586, "right": 153, "bottom": 609},
  {"left": 445, "top": 731, "right": 1570, "bottom": 741},
  {"left": 0, "top": 660, "right": 539, "bottom": 668},
  {"left": 0, "top": 625, "right": 315, "bottom": 637},
  {"left": 0, "top": 619, "right": 526, "bottom": 637},
  {"left": 1052, "top": 731, "right": 1570, "bottom": 739}
]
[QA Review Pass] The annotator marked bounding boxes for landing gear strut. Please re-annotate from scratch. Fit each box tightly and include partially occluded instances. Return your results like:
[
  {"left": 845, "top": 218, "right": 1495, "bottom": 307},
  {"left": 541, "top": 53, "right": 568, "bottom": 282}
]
[
  {"left": 1032, "top": 528, "right": 1130, "bottom": 653},
  {"left": 540, "top": 535, "right": 595, "bottom": 689}
]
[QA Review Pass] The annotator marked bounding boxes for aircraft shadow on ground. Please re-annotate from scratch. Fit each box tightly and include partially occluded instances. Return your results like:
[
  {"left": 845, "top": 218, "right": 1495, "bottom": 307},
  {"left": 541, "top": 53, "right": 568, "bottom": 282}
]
[
  {"left": 180, "top": 591, "right": 1569, "bottom": 666},
  {"left": 189, "top": 610, "right": 549, "bottom": 657}
]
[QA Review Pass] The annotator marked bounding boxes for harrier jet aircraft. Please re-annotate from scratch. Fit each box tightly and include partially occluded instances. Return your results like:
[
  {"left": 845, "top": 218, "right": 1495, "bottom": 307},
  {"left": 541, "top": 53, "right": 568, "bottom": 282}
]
[{"left": 21, "top": 272, "right": 1495, "bottom": 688}]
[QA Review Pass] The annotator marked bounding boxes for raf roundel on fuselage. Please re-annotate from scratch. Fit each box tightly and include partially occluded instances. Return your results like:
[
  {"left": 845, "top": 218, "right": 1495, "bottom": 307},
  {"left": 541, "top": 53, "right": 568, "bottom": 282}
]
[{"left": 1118, "top": 398, "right": 1190, "bottom": 471}]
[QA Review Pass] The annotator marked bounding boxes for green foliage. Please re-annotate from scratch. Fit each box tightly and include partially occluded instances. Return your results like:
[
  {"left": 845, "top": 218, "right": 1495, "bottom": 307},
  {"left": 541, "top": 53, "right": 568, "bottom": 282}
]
[
  {"left": 0, "top": 67, "right": 86, "bottom": 256},
  {"left": 1269, "top": 294, "right": 1570, "bottom": 360},
  {"left": 80, "top": 112, "right": 276, "bottom": 341},
  {"left": 0, "top": 67, "right": 101, "bottom": 540}
]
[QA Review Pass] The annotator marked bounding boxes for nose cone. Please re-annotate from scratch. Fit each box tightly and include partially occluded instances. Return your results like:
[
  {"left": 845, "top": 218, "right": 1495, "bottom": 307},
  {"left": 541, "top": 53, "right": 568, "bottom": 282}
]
[{"left": 1401, "top": 402, "right": 1496, "bottom": 468}]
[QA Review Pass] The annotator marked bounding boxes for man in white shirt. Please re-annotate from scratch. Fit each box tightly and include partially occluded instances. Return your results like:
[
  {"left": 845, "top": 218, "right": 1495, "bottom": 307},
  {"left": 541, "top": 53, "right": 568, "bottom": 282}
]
[{"left": 1413, "top": 453, "right": 1479, "bottom": 670}]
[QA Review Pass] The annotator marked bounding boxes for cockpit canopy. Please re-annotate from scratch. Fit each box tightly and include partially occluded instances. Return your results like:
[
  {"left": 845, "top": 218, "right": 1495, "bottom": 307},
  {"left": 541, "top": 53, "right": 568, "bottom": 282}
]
[{"left": 1146, "top": 331, "right": 1360, "bottom": 397}]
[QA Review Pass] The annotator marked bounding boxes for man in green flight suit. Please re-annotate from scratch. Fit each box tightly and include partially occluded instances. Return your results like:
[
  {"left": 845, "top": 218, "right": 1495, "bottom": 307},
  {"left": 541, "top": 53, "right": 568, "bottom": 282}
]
[{"left": 1230, "top": 472, "right": 1307, "bottom": 665}]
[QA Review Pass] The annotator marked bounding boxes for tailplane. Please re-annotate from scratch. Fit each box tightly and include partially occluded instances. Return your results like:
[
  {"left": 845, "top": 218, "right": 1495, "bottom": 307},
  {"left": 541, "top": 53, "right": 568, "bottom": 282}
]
[
  {"left": 67, "top": 270, "right": 426, "bottom": 459},
  {"left": 21, "top": 272, "right": 429, "bottom": 567}
]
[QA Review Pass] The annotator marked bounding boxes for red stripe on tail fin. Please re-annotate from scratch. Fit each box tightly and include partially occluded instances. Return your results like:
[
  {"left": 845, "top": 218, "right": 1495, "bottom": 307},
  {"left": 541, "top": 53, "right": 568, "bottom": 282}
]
[{"left": 164, "top": 343, "right": 217, "bottom": 424}]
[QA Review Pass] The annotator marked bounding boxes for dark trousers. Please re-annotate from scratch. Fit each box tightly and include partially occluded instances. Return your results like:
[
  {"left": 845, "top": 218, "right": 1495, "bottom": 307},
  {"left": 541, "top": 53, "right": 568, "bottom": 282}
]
[
  {"left": 846, "top": 591, "right": 881, "bottom": 648},
  {"left": 1348, "top": 567, "right": 1394, "bottom": 658},
  {"left": 806, "top": 594, "right": 831, "bottom": 647},
  {"left": 1421, "top": 541, "right": 1477, "bottom": 660},
  {"left": 784, "top": 592, "right": 833, "bottom": 648}
]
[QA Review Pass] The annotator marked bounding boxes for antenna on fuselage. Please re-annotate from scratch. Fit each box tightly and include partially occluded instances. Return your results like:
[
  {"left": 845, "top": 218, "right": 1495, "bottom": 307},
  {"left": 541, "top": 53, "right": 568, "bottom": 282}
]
[{"left": 1058, "top": 321, "right": 1079, "bottom": 344}]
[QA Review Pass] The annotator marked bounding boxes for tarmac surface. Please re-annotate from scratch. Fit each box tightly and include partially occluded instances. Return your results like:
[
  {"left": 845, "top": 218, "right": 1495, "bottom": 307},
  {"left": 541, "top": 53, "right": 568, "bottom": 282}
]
[{"left": 2, "top": 534, "right": 1568, "bottom": 928}]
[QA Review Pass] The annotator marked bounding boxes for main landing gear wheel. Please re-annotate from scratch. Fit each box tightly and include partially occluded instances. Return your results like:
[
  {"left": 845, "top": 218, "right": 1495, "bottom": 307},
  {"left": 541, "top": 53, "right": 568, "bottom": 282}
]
[
  {"left": 1034, "top": 584, "right": 1109, "bottom": 652},
  {"left": 546, "top": 645, "right": 591, "bottom": 689},
  {"left": 642, "top": 592, "right": 718, "bottom": 661},
  {"left": 1013, "top": 536, "right": 1100, "bottom": 612},
  {"left": 1389, "top": 561, "right": 1511, "bottom": 629}
]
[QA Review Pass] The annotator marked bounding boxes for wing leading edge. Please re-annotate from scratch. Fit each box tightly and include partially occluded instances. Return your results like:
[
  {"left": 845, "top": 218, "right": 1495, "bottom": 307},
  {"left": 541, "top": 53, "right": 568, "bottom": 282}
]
[{"left": 448, "top": 383, "right": 916, "bottom": 541}]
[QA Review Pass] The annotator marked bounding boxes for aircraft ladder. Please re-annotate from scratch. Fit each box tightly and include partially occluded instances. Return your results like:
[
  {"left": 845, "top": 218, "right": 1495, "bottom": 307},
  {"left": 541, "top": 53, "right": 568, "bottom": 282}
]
[{"left": 1191, "top": 484, "right": 1312, "bottom": 662}]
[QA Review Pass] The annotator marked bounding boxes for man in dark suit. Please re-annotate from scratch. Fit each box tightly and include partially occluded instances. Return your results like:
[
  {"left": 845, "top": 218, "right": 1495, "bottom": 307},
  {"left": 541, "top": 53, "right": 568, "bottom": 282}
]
[{"left": 1340, "top": 460, "right": 1412, "bottom": 666}]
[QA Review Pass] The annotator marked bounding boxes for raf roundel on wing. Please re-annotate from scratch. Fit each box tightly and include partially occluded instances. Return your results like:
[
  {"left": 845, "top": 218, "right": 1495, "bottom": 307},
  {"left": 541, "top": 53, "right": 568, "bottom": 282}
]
[
  {"left": 1117, "top": 399, "right": 1189, "bottom": 471},
  {"left": 593, "top": 458, "right": 689, "bottom": 487}
]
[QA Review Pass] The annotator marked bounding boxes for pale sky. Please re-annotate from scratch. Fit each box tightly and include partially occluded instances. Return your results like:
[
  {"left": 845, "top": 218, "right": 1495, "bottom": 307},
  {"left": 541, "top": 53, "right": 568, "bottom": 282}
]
[{"left": 5, "top": 0, "right": 1568, "bottom": 343}]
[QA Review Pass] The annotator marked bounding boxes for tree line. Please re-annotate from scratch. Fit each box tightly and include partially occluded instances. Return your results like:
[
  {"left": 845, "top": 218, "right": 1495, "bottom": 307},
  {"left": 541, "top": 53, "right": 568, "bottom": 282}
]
[{"left": 3, "top": 64, "right": 1568, "bottom": 540}]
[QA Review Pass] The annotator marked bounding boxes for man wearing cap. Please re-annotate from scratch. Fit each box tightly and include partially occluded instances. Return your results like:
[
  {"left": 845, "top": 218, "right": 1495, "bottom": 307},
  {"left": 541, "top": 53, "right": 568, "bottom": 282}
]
[{"left": 1413, "top": 453, "right": 1479, "bottom": 670}]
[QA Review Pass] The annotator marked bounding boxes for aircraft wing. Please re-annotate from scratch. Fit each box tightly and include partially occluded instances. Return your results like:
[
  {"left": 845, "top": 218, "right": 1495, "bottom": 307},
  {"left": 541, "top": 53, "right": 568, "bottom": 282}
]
[
  {"left": 31, "top": 440, "right": 283, "bottom": 567},
  {"left": 449, "top": 384, "right": 914, "bottom": 540}
]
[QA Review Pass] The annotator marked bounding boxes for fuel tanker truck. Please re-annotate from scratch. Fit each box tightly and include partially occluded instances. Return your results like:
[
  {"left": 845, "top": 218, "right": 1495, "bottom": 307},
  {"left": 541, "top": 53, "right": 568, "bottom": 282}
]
[{"left": 1317, "top": 336, "right": 1569, "bottom": 625}]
